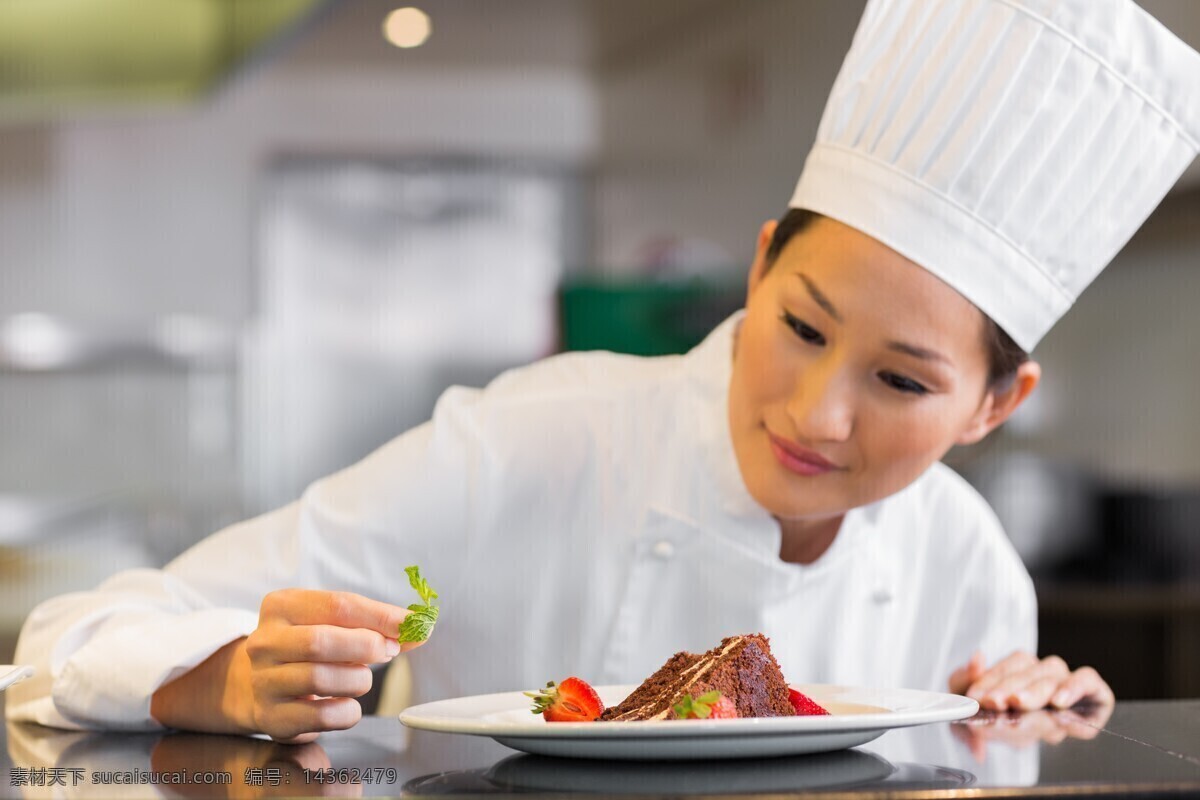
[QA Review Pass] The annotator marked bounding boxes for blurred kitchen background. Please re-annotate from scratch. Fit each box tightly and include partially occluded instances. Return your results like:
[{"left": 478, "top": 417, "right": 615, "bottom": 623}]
[{"left": 1, "top": 0, "right": 1199, "bottom": 700}]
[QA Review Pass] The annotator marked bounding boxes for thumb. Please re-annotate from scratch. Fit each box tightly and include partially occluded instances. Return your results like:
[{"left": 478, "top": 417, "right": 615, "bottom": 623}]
[
  {"left": 948, "top": 650, "right": 984, "bottom": 695},
  {"left": 969, "top": 650, "right": 985, "bottom": 680}
]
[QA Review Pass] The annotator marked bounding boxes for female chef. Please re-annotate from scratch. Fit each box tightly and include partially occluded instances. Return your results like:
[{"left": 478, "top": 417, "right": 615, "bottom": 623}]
[{"left": 10, "top": 0, "right": 1200, "bottom": 744}]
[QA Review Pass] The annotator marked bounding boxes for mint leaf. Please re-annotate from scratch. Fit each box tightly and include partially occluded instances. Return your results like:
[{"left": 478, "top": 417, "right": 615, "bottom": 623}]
[
  {"left": 397, "top": 565, "right": 440, "bottom": 644},
  {"left": 523, "top": 681, "right": 558, "bottom": 715},
  {"left": 673, "top": 690, "right": 722, "bottom": 720},
  {"left": 404, "top": 565, "right": 438, "bottom": 606},
  {"left": 398, "top": 604, "right": 438, "bottom": 643}
]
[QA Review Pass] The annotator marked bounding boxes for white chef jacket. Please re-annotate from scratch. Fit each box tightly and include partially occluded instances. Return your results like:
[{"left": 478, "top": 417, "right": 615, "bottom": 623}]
[{"left": 9, "top": 312, "right": 1036, "bottom": 731}]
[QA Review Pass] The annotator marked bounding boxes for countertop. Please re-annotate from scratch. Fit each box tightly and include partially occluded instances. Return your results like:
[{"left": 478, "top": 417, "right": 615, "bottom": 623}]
[{"left": 2, "top": 695, "right": 1199, "bottom": 798}]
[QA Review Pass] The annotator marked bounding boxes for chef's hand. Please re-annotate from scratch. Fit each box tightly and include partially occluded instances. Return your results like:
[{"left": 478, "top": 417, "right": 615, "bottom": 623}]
[
  {"left": 152, "top": 589, "right": 424, "bottom": 743},
  {"left": 948, "top": 650, "right": 1114, "bottom": 711}
]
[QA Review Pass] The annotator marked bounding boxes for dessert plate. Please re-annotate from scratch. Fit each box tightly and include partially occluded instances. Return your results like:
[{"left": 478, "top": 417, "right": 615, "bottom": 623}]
[
  {"left": 0, "top": 665, "right": 33, "bottom": 692},
  {"left": 399, "top": 683, "right": 978, "bottom": 760}
]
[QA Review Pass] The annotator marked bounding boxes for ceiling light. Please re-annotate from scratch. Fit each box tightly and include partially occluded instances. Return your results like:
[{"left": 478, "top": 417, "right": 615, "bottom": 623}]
[
  {"left": 1, "top": 313, "right": 76, "bottom": 370},
  {"left": 383, "top": 7, "right": 431, "bottom": 49}
]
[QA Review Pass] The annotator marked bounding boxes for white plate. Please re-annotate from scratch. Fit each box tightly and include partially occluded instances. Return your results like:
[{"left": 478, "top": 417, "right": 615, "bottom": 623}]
[
  {"left": 399, "top": 683, "right": 978, "bottom": 760},
  {"left": 0, "top": 665, "right": 33, "bottom": 692}
]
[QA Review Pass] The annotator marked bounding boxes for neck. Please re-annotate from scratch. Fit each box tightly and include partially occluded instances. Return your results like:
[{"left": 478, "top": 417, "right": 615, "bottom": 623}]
[{"left": 777, "top": 514, "right": 844, "bottom": 565}]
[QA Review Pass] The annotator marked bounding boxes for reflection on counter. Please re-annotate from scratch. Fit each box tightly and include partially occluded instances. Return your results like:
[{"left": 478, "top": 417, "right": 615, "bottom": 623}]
[
  {"left": 7, "top": 700, "right": 1200, "bottom": 798},
  {"left": 415, "top": 749, "right": 902, "bottom": 794}
]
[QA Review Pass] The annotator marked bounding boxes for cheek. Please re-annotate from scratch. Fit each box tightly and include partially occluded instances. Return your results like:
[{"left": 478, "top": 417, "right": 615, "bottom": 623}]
[
  {"left": 736, "top": 320, "right": 795, "bottom": 401},
  {"left": 858, "top": 402, "right": 966, "bottom": 474}
]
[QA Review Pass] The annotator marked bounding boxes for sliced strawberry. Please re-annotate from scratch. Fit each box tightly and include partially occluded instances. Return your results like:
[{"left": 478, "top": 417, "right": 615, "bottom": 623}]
[
  {"left": 706, "top": 696, "right": 738, "bottom": 719},
  {"left": 788, "top": 687, "right": 831, "bottom": 716},
  {"left": 525, "top": 677, "right": 604, "bottom": 722},
  {"left": 673, "top": 690, "right": 739, "bottom": 720}
]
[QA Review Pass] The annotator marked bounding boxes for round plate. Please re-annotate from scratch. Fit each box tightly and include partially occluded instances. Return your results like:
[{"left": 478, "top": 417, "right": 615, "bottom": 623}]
[{"left": 399, "top": 683, "right": 978, "bottom": 761}]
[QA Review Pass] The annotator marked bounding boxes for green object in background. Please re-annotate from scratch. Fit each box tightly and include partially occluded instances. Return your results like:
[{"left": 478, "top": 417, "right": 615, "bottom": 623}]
[
  {"left": 0, "top": 0, "right": 329, "bottom": 122},
  {"left": 559, "top": 278, "right": 743, "bottom": 357}
]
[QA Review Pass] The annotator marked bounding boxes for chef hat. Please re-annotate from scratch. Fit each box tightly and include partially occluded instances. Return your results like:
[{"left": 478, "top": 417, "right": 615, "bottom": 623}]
[{"left": 790, "top": 0, "right": 1200, "bottom": 351}]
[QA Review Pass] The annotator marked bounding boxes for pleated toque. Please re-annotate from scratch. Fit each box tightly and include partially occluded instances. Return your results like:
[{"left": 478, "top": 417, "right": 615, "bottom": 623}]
[{"left": 791, "top": 0, "right": 1200, "bottom": 351}]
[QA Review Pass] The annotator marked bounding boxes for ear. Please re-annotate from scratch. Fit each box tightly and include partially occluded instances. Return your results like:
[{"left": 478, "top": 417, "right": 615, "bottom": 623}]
[
  {"left": 956, "top": 360, "right": 1042, "bottom": 445},
  {"left": 747, "top": 219, "right": 779, "bottom": 300}
]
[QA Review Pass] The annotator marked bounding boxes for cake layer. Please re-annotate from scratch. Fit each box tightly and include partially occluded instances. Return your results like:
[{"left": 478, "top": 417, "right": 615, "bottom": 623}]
[{"left": 600, "top": 634, "right": 795, "bottom": 721}]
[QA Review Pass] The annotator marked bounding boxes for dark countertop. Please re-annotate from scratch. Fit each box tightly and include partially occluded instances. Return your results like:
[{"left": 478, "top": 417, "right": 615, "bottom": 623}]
[{"left": 2, "top": 695, "right": 1199, "bottom": 798}]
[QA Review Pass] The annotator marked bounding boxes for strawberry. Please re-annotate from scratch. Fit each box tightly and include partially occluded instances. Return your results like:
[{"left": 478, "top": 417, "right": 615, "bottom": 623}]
[
  {"left": 706, "top": 696, "right": 738, "bottom": 719},
  {"left": 524, "top": 677, "right": 604, "bottom": 722},
  {"left": 673, "top": 690, "right": 739, "bottom": 720},
  {"left": 788, "top": 687, "right": 831, "bottom": 716}
]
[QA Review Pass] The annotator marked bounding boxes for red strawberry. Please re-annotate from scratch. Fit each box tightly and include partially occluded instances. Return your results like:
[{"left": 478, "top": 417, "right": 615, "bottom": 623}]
[
  {"left": 707, "top": 696, "right": 738, "bottom": 719},
  {"left": 673, "top": 690, "right": 739, "bottom": 720},
  {"left": 788, "top": 687, "right": 831, "bottom": 716},
  {"left": 525, "top": 677, "right": 604, "bottom": 722}
]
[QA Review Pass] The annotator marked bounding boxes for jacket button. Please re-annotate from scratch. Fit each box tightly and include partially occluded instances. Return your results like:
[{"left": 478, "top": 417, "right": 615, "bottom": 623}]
[
  {"left": 872, "top": 589, "right": 893, "bottom": 605},
  {"left": 652, "top": 540, "right": 675, "bottom": 560}
]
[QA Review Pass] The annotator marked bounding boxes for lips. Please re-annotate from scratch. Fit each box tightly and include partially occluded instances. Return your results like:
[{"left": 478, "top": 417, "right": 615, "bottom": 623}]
[{"left": 766, "top": 431, "right": 841, "bottom": 477}]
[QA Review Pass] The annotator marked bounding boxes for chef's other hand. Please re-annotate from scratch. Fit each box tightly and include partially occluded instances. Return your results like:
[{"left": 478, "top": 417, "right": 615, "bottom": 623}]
[
  {"left": 948, "top": 650, "right": 1114, "bottom": 712},
  {"left": 152, "top": 589, "right": 423, "bottom": 743}
]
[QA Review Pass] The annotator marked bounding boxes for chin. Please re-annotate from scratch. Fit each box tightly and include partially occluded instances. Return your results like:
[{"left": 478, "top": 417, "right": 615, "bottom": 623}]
[{"left": 747, "top": 479, "right": 850, "bottom": 521}]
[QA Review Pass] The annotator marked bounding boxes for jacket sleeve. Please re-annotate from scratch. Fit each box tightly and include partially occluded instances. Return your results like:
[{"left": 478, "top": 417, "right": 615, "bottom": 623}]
[{"left": 7, "top": 386, "right": 482, "bottom": 731}]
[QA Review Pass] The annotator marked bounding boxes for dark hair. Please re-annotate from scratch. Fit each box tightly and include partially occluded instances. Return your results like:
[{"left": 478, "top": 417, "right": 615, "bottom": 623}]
[{"left": 764, "top": 208, "right": 1029, "bottom": 391}]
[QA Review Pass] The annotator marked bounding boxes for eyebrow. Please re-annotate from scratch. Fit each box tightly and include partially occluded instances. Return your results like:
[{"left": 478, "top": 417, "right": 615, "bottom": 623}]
[
  {"left": 795, "top": 273, "right": 842, "bottom": 323},
  {"left": 886, "top": 341, "right": 953, "bottom": 366},
  {"left": 795, "top": 273, "right": 953, "bottom": 366}
]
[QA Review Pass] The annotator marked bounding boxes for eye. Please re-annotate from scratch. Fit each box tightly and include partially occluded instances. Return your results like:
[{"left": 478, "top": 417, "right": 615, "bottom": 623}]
[
  {"left": 780, "top": 311, "right": 826, "bottom": 346},
  {"left": 879, "top": 372, "right": 929, "bottom": 396}
]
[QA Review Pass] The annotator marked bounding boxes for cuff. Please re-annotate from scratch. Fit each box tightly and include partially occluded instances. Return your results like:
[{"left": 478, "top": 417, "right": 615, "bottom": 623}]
[{"left": 52, "top": 608, "right": 259, "bottom": 731}]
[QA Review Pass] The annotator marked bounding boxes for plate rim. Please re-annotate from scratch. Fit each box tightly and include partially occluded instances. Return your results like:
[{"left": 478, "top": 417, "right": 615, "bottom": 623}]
[
  {"left": 399, "top": 682, "right": 978, "bottom": 740},
  {"left": 0, "top": 666, "right": 33, "bottom": 692}
]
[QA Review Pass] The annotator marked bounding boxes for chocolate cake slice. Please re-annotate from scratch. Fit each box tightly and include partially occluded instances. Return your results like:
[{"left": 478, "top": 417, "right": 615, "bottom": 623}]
[{"left": 600, "top": 634, "right": 795, "bottom": 721}]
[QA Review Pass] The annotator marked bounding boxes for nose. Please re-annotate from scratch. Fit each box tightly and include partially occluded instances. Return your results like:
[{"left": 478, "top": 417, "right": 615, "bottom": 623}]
[{"left": 785, "top": 355, "right": 855, "bottom": 443}]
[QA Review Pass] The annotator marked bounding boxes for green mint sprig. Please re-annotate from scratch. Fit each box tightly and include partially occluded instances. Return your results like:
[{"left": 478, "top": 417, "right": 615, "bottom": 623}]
[
  {"left": 397, "top": 565, "right": 440, "bottom": 644},
  {"left": 673, "top": 690, "right": 722, "bottom": 719},
  {"left": 524, "top": 681, "right": 559, "bottom": 715}
]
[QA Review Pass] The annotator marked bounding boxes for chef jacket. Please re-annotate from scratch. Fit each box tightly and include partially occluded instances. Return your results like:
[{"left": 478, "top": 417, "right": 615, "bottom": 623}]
[{"left": 9, "top": 312, "right": 1036, "bottom": 731}]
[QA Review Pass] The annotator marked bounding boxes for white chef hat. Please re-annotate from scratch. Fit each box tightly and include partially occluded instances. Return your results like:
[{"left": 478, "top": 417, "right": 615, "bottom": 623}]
[{"left": 790, "top": 0, "right": 1200, "bottom": 351}]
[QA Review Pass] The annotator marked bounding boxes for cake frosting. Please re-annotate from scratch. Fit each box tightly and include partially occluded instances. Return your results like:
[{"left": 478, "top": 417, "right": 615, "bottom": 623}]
[{"left": 600, "top": 633, "right": 795, "bottom": 721}]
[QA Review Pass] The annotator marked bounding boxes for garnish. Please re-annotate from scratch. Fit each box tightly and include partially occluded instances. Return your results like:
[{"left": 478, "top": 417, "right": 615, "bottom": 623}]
[
  {"left": 673, "top": 690, "right": 737, "bottom": 720},
  {"left": 524, "top": 677, "right": 605, "bottom": 722},
  {"left": 397, "top": 565, "right": 440, "bottom": 644},
  {"left": 788, "top": 687, "right": 831, "bottom": 716}
]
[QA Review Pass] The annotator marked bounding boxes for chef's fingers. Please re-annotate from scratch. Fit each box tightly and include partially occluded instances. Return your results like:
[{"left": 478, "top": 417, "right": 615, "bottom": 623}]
[
  {"left": 254, "top": 662, "right": 374, "bottom": 701},
  {"left": 1004, "top": 672, "right": 1066, "bottom": 711},
  {"left": 260, "top": 589, "right": 421, "bottom": 647},
  {"left": 947, "top": 650, "right": 985, "bottom": 695},
  {"left": 259, "top": 696, "right": 363, "bottom": 743},
  {"left": 947, "top": 665, "right": 971, "bottom": 696},
  {"left": 965, "top": 651, "right": 1040, "bottom": 703},
  {"left": 247, "top": 624, "right": 399, "bottom": 667},
  {"left": 977, "top": 655, "right": 1069, "bottom": 711},
  {"left": 970, "top": 651, "right": 985, "bottom": 679},
  {"left": 1050, "top": 666, "right": 1115, "bottom": 709}
]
